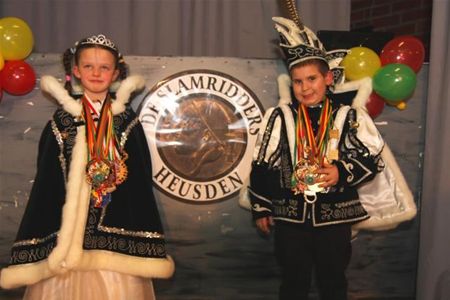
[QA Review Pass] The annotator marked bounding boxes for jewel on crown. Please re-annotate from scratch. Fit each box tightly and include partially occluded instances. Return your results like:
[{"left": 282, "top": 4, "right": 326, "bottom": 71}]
[{"left": 81, "top": 34, "right": 117, "bottom": 51}]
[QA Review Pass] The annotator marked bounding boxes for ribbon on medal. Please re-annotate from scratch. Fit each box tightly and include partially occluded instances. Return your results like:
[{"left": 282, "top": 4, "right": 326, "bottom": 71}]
[
  {"left": 82, "top": 96, "right": 128, "bottom": 207},
  {"left": 291, "top": 98, "right": 336, "bottom": 199}
]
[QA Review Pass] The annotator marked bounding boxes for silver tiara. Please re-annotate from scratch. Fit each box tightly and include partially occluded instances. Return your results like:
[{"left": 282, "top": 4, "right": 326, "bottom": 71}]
[{"left": 79, "top": 34, "right": 118, "bottom": 52}]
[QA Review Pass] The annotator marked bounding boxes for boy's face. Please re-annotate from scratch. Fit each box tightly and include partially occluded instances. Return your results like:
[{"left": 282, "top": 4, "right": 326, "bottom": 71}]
[
  {"left": 73, "top": 47, "right": 119, "bottom": 100},
  {"left": 291, "top": 63, "right": 333, "bottom": 107}
]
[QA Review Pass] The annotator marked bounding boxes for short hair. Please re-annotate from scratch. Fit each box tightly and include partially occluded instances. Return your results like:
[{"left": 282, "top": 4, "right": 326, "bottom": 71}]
[{"left": 290, "top": 59, "right": 330, "bottom": 76}]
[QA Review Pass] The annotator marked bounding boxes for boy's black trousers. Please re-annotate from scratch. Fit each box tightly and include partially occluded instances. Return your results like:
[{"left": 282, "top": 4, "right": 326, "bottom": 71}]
[{"left": 274, "top": 221, "right": 352, "bottom": 300}]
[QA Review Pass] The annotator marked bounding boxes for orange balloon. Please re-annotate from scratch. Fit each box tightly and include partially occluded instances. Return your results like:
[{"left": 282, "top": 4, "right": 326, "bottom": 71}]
[
  {"left": 385, "top": 99, "right": 407, "bottom": 110},
  {"left": 0, "top": 51, "right": 4, "bottom": 70}
]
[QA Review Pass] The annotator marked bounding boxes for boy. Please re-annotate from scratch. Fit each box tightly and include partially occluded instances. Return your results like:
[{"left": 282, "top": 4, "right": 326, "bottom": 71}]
[{"left": 248, "top": 17, "right": 385, "bottom": 299}]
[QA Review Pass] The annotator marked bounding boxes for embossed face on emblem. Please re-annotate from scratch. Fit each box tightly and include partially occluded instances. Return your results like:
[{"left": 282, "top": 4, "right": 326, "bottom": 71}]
[
  {"left": 156, "top": 94, "right": 247, "bottom": 181},
  {"left": 139, "top": 70, "right": 264, "bottom": 202}
]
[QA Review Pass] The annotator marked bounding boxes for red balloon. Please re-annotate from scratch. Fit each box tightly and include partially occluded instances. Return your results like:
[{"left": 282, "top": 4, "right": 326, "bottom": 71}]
[
  {"left": 380, "top": 35, "right": 425, "bottom": 73},
  {"left": 0, "top": 60, "right": 36, "bottom": 95},
  {"left": 366, "top": 92, "right": 385, "bottom": 119}
]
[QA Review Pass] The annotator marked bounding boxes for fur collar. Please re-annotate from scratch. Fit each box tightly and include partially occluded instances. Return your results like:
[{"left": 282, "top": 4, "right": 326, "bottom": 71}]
[{"left": 40, "top": 75, "right": 146, "bottom": 116}]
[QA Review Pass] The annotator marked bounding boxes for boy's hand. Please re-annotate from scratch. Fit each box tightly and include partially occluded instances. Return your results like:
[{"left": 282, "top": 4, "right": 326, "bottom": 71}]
[
  {"left": 256, "top": 216, "right": 274, "bottom": 235},
  {"left": 318, "top": 162, "right": 339, "bottom": 188}
]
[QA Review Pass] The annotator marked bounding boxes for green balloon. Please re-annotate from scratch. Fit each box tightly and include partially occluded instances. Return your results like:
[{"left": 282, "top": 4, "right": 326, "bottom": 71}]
[{"left": 372, "top": 63, "right": 417, "bottom": 101}]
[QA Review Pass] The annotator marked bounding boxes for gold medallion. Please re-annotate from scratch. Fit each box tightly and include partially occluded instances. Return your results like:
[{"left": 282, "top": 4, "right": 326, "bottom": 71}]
[
  {"left": 86, "top": 158, "right": 114, "bottom": 189},
  {"left": 291, "top": 158, "right": 326, "bottom": 195}
]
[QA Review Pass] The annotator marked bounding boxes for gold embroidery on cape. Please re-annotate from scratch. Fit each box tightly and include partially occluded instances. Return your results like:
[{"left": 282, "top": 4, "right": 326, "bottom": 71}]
[
  {"left": 12, "top": 232, "right": 58, "bottom": 247},
  {"left": 84, "top": 207, "right": 166, "bottom": 257},
  {"left": 11, "top": 233, "right": 58, "bottom": 264},
  {"left": 97, "top": 206, "right": 164, "bottom": 239}
]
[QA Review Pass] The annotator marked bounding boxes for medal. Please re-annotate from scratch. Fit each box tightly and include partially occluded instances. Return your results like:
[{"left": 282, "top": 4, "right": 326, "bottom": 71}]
[
  {"left": 291, "top": 159, "right": 328, "bottom": 195},
  {"left": 113, "top": 152, "right": 128, "bottom": 185},
  {"left": 82, "top": 96, "right": 128, "bottom": 207},
  {"left": 291, "top": 98, "right": 333, "bottom": 195},
  {"left": 86, "top": 158, "right": 114, "bottom": 189}
]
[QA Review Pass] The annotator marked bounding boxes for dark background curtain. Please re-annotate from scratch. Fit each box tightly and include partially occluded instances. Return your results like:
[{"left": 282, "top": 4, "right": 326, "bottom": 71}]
[
  {"left": 0, "top": 0, "right": 350, "bottom": 57},
  {"left": 416, "top": 0, "right": 450, "bottom": 299}
]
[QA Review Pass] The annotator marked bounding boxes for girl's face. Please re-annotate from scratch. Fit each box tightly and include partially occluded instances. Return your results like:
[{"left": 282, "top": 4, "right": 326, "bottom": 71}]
[
  {"left": 291, "top": 64, "right": 333, "bottom": 107},
  {"left": 73, "top": 47, "right": 119, "bottom": 100}
]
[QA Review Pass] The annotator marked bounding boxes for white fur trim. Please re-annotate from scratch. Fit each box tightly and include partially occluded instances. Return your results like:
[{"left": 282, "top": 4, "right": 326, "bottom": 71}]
[
  {"left": 78, "top": 252, "right": 175, "bottom": 279},
  {"left": 0, "top": 252, "right": 175, "bottom": 289},
  {"left": 65, "top": 165, "right": 92, "bottom": 269},
  {"left": 48, "top": 128, "right": 87, "bottom": 273},
  {"left": 277, "top": 74, "right": 292, "bottom": 105},
  {"left": 239, "top": 176, "right": 252, "bottom": 209},
  {"left": 0, "top": 261, "right": 52, "bottom": 289},
  {"left": 40, "top": 75, "right": 146, "bottom": 116},
  {"left": 279, "top": 105, "right": 296, "bottom": 163},
  {"left": 333, "top": 77, "right": 372, "bottom": 109},
  {"left": 111, "top": 75, "right": 145, "bottom": 115},
  {"left": 40, "top": 76, "right": 82, "bottom": 117}
]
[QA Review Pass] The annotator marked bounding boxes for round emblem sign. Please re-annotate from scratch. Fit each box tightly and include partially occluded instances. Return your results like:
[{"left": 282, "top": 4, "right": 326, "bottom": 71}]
[{"left": 139, "top": 70, "right": 264, "bottom": 203}]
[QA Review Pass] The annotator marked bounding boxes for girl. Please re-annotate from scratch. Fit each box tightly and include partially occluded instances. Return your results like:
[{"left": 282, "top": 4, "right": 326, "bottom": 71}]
[{"left": 0, "top": 34, "right": 174, "bottom": 299}]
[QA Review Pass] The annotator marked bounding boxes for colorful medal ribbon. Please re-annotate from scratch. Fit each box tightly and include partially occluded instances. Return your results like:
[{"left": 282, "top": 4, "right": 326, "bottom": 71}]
[
  {"left": 82, "top": 96, "right": 128, "bottom": 207},
  {"left": 291, "top": 98, "right": 334, "bottom": 194}
]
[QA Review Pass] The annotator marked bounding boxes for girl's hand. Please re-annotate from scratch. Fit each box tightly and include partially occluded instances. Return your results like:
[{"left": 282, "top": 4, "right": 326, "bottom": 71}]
[
  {"left": 318, "top": 162, "right": 339, "bottom": 187},
  {"left": 256, "top": 216, "right": 274, "bottom": 235}
]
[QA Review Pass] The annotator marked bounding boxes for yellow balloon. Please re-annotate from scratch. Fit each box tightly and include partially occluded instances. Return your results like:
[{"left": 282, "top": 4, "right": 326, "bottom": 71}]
[
  {"left": 0, "top": 51, "right": 4, "bottom": 71},
  {"left": 341, "top": 47, "right": 381, "bottom": 81},
  {"left": 0, "top": 17, "right": 34, "bottom": 60}
]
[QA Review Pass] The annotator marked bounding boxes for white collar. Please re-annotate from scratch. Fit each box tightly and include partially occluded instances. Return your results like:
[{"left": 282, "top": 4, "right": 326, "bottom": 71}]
[{"left": 40, "top": 75, "right": 146, "bottom": 117}]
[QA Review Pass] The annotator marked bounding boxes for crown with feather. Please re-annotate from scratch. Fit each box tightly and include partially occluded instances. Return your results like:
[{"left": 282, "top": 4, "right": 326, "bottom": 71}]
[{"left": 274, "top": 1, "right": 348, "bottom": 84}]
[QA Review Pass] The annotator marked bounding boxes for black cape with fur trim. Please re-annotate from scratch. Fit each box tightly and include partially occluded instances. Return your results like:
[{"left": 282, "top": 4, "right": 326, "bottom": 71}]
[
  {"left": 1, "top": 102, "right": 174, "bottom": 289},
  {"left": 11, "top": 106, "right": 167, "bottom": 262}
]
